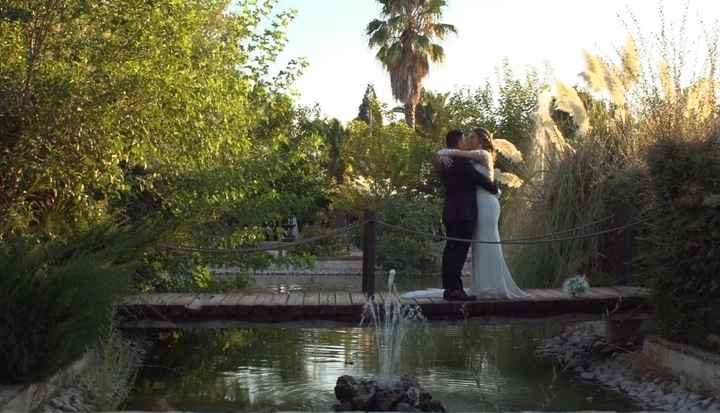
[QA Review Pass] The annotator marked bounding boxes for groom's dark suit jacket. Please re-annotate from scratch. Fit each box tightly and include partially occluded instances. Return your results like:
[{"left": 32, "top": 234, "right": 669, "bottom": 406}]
[{"left": 439, "top": 157, "right": 498, "bottom": 225}]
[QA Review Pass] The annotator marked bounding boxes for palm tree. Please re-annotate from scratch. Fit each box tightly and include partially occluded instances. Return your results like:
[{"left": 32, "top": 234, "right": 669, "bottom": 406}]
[
  {"left": 357, "top": 84, "right": 384, "bottom": 127},
  {"left": 367, "top": 0, "right": 456, "bottom": 128},
  {"left": 414, "top": 89, "right": 450, "bottom": 138}
]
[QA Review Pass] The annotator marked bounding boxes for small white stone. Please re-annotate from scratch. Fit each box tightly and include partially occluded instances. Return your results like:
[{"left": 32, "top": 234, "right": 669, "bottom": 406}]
[{"left": 581, "top": 372, "right": 595, "bottom": 380}]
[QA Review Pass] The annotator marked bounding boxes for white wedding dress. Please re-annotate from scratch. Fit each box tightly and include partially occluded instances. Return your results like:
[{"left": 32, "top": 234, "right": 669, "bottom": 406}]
[{"left": 401, "top": 149, "right": 529, "bottom": 300}]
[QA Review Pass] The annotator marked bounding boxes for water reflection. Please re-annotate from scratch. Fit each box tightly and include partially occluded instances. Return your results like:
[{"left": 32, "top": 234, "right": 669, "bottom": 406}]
[{"left": 126, "top": 321, "right": 637, "bottom": 412}]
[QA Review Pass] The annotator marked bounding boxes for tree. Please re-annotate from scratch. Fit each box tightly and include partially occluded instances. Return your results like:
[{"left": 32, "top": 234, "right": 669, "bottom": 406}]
[
  {"left": 0, "top": 0, "right": 333, "bottom": 289},
  {"left": 324, "top": 119, "right": 348, "bottom": 185},
  {"left": 357, "top": 84, "right": 383, "bottom": 127},
  {"left": 0, "top": 0, "right": 328, "bottom": 237},
  {"left": 304, "top": 116, "right": 347, "bottom": 185},
  {"left": 366, "top": 0, "right": 456, "bottom": 127},
  {"left": 494, "top": 62, "right": 541, "bottom": 154},
  {"left": 414, "top": 89, "right": 450, "bottom": 140}
]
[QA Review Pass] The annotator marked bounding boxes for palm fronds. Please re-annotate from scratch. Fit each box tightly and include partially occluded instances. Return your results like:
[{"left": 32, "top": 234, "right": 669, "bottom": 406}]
[{"left": 367, "top": 0, "right": 456, "bottom": 126}]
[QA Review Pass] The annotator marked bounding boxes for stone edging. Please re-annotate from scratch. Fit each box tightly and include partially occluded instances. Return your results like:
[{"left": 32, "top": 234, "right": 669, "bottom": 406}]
[
  {"left": 645, "top": 336, "right": 720, "bottom": 365},
  {"left": 643, "top": 335, "right": 720, "bottom": 395},
  {"left": 0, "top": 353, "right": 92, "bottom": 412},
  {"left": 538, "top": 322, "right": 720, "bottom": 411}
]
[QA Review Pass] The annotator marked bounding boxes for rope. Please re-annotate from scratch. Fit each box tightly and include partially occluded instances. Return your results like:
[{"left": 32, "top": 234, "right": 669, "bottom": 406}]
[
  {"left": 163, "top": 221, "right": 363, "bottom": 254},
  {"left": 374, "top": 214, "right": 652, "bottom": 245},
  {"left": 162, "top": 213, "right": 651, "bottom": 254},
  {"left": 490, "top": 215, "right": 613, "bottom": 242}
]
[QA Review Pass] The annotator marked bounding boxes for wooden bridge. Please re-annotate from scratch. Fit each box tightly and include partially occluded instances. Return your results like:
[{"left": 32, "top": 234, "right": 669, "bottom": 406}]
[{"left": 120, "top": 286, "right": 651, "bottom": 325}]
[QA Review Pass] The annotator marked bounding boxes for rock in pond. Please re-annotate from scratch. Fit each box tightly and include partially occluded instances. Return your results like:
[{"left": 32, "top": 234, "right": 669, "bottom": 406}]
[{"left": 333, "top": 375, "right": 446, "bottom": 412}]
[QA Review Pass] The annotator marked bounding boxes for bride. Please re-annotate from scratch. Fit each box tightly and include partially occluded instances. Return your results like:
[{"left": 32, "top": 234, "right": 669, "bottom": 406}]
[{"left": 402, "top": 128, "right": 529, "bottom": 300}]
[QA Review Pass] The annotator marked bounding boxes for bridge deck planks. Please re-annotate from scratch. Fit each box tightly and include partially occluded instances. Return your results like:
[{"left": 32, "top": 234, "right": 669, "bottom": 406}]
[
  {"left": 287, "top": 293, "right": 304, "bottom": 307},
  {"left": 335, "top": 292, "right": 352, "bottom": 307},
  {"left": 120, "top": 287, "right": 650, "bottom": 324},
  {"left": 349, "top": 293, "right": 367, "bottom": 306}
]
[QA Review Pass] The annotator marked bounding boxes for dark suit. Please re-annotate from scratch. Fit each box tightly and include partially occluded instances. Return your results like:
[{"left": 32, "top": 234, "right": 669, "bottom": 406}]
[{"left": 439, "top": 157, "right": 498, "bottom": 291}]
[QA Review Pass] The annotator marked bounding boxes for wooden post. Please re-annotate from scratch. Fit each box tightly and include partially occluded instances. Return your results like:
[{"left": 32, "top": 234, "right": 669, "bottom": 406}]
[
  {"left": 613, "top": 205, "right": 634, "bottom": 286},
  {"left": 362, "top": 209, "right": 377, "bottom": 297}
]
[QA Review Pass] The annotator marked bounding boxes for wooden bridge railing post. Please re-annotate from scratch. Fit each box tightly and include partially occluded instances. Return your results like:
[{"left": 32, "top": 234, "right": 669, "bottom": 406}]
[
  {"left": 611, "top": 205, "right": 634, "bottom": 286},
  {"left": 362, "top": 209, "right": 377, "bottom": 297}
]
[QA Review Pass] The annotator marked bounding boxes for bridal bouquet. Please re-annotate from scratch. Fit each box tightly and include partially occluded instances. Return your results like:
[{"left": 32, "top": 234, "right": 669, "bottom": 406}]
[{"left": 562, "top": 274, "right": 590, "bottom": 297}]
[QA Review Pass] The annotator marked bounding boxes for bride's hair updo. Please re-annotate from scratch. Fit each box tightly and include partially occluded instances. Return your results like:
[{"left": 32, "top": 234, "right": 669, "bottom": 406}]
[
  {"left": 473, "top": 127, "right": 494, "bottom": 149},
  {"left": 473, "top": 127, "right": 497, "bottom": 161}
]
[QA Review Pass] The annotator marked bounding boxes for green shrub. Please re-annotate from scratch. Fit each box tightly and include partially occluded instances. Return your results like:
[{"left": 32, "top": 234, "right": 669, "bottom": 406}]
[
  {"left": 371, "top": 192, "right": 442, "bottom": 274},
  {"left": 0, "top": 221, "right": 163, "bottom": 383},
  {"left": 641, "top": 136, "right": 720, "bottom": 349},
  {"left": 294, "top": 210, "right": 353, "bottom": 258},
  {"left": 135, "top": 252, "right": 254, "bottom": 293}
]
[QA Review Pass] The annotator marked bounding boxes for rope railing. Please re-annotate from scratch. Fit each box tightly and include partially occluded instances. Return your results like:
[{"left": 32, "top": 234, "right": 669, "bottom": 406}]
[
  {"left": 494, "top": 215, "right": 614, "bottom": 242},
  {"left": 160, "top": 209, "right": 652, "bottom": 296},
  {"left": 374, "top": 214, "right": 651, "bottom": 245},
  {"left": 163, "top": 213, "right": 649, "bottom": 253},
  {"left": 162, "top": 221, "right": 363, "bottom": 254}
]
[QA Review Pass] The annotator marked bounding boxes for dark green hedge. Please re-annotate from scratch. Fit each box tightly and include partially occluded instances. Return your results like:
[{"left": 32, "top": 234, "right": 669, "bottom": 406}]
[{"left": 641, "top": 135, "right": 720, "bottom": 350}]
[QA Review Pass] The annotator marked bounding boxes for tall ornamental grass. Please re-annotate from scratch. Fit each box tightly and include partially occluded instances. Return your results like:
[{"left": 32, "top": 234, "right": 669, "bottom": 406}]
[
  {"left": 508, "top": 12, "right": 720, "bottom": 289},
  {"left": 506, "top": 9, "right": 720, "bottom": 348}
]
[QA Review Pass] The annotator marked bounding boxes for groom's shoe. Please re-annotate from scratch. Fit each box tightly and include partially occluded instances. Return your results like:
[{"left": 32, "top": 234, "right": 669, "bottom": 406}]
[{"left": 443, "top": 289, "right": 477, "bottom": 301}]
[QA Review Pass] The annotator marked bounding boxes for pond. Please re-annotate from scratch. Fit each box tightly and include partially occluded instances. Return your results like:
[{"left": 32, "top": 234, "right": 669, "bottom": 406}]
[{"left": 124, "top": 320, "right": 639, "bottom": 412}]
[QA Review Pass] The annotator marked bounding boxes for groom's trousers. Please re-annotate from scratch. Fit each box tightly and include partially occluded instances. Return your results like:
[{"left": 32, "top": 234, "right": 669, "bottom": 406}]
[{"left": 441, "top": 220, "right": 474, "bottom": 291}]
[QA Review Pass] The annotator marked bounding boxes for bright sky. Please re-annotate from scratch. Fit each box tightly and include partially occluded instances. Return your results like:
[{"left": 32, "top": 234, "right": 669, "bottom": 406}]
[{"left": 272, "top": 0, "right": 720, "bottom": 122}]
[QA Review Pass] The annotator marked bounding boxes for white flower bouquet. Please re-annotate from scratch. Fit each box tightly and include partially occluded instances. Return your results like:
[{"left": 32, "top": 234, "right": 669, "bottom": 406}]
[{"left": 562, "top": 274, "right": 590, "bottom": 297}]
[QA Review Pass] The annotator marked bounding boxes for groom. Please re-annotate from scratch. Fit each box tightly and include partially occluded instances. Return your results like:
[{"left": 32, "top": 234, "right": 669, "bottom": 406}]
[{"left": 439, "top": 129, "right": 499, "bottom": 301}]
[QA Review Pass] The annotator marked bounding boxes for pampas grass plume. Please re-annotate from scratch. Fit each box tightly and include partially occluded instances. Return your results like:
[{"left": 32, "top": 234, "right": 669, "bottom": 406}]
[
  {"left": 493, "top": 139, "right": 524, "bottom": 163},
  {"left": 604, "top": 67, "right": 627, "bottom": 108},
  {"left": 621, "top": 35, "right": 641, "bottom": 85},
  {"left": 554, "top": 81, "right": 591, "bottom": 135},
  {"left": 581, "top": 51, "right": 607, "bottom": 92},
  {"left": 659, "top": 61, "right": 677, "bottom": 103},
  {"left": 494, "top": 170, "right": 524, "bottom": 188}
]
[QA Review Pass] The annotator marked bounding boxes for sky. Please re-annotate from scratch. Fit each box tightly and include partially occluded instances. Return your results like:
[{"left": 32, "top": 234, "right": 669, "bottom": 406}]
[{"left": 270, "top": 1, "right": 720, "bottom": 122}]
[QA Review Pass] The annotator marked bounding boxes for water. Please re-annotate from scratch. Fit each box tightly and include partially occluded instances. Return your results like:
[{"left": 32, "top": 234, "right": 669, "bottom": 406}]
[
  {"left": 360, "top": 270, "right": 427, "bottom": 381},
  {"left": 124, "top": 321, "right": 639, "bottom": 412}
]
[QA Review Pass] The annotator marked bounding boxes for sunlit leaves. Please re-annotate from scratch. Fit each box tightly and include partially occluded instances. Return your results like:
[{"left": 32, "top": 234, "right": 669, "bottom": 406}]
[{"left": 0, "top": 0, "right": 323, "bottom": 251}]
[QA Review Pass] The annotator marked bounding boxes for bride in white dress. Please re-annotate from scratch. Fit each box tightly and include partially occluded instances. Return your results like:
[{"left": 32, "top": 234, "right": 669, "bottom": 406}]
[{"left": 402, "top": 129, "right": 529, "bottom": 300}]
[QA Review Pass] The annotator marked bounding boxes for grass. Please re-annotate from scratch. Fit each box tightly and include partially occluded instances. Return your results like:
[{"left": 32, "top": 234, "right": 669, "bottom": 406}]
[
  {"left": 505, "top": 9, "right": 720, "bottom": 290},
  {"left": 78, "top": 315, "right": 146, "bottom": 411}
]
